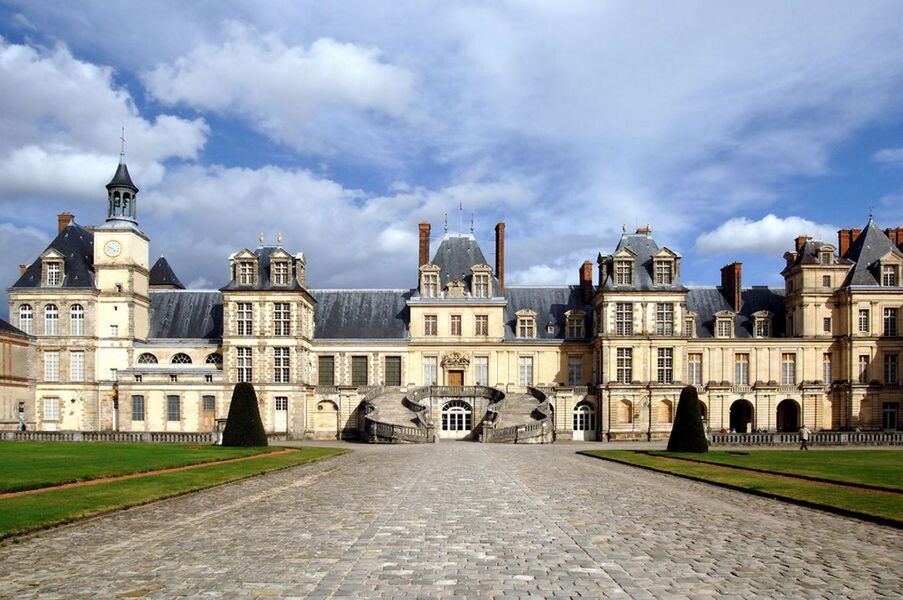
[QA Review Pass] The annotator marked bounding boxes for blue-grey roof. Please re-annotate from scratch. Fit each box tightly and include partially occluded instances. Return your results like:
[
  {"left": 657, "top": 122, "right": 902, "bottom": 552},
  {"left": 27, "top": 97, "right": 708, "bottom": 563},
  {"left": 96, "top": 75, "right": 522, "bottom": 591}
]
[
  {"left": 12, "top": 224, "right": 95, "bottom": 289},
  {"left": 687, "top": 287, "right": 786, "bottom": 338},
  {"left": 0, "top": 317, "right": 29, "bottom": 338},
  {"left": 149, "top": 291, "right": 223, "bottom": 339},
  {"left": 311, "top": 289, "right": 410, "bottom": 340},
  {"left": 220, "top": 246, "right": 308, "bottom": 292},
  {"left": 427, "top": 234, "right": 500, "bottom": 294},
  {"left": 841, "top": 220, "right": 903, "bottom": 287},
  {"left": 504, "top": 286, "right": 592, "bottom": 340},
  {"left": 601, "top": 233, "right": 684, "bottom": 291},
  {"left": 107, "top": 161, "right": 138, "bottom": 191},
  {"left": 149, "top": 257, "right": 184, "bottom": 289}
]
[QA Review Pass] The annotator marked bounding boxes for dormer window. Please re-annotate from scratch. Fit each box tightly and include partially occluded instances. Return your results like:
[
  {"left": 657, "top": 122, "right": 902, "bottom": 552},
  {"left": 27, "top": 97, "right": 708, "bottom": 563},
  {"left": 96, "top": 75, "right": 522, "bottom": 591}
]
[
  {"left": 614, "top": 260, "right": 633, "bottom": 286},
  {"left": 238, "top": 261, "right": 255, "bottom": 286},
  {"left": 565, "top": 311, "right": 585, "bottom": 338},
  {"left": 654, "top": 261, "right": 673, "bottom": 285},
  {"left": 420, "top": 264, "right": 441, "bottom": 298},
  {"left": 47, "top": 262, "right": 61, "bottom": 286},
  {"left": 471, "top": 265, "right": 492, "bottom": 298},
  {"left": 752, "top": 311, "right": 773, "bottom": 338},
  {"left": 516, "top": 310, "right": 537, "bottom": 338},
  {"left": 819, "top": 250, "right": 832, "bottom": 265},
  {"left": 684, "top": 312, "right": 697, "bottom": 338},
  {"left": 714, "top": 311, "right": 734, "bottom": 338},
  {"left": 272, "top": 261, "right": 290, "bottom": 286},
  {"left": 882, "top": 264, "right": 898, "bottom": 287}
]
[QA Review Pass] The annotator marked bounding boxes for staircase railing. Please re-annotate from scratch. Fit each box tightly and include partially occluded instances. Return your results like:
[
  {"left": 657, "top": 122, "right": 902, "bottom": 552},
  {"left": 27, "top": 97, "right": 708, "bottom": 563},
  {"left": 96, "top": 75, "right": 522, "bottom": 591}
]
[{"left": 484, "top": 386, "right": 554, "bottom": 444}]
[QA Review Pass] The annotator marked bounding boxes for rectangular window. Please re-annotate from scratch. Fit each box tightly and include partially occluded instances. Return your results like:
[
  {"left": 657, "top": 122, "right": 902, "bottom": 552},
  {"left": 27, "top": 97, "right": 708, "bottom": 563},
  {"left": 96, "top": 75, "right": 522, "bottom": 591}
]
[
  {"left": 44, "top": 351, "right": 59, "bottom": 382},
  {"left": 717, "top": 320, "right": 732, "bottom": 338},
  {"left": 518, "top": 356, "right": 534, "bottom": 386},
  {"left": 273, "top": 347, "right": 290, "bottom": 383},
  {"left": 882, "top": 265, "right": 897, "bottom": 287},
  {"left": 450, "top": 314, "right": 462, "bottom": 336},
  {"left": 859, "top": 309, "right": 870, "bottom": 333},
  {"left": 131, "top": 395, "right": 145, "bottom": 421},
  {"left": 135, "top": 375, "right": 142, "bottom": 383},
  {"left": 822, "top": 274, "right": 831, "bottom": 287},
  {"left": 317, "top": 355, "right": 335, "bottom": 386},
  {"left": 616, "top": 348, "right": 633, "bottom": 384},
  {"left": 238, "top": 262, "right": 255, "bottom": 285},
  {"left": 424, "top": 315, "right": 437, "bottom": 336},
  {"left": 657, "top": 348, "right": 673, "bottom": 384},
  {"left": 755, "top": 319, "right": 769, "bottom": 338},
  {"left": 884, "top": 308, "right": 898, "bottom": 337},
  {"left": 274, "top": 303, "right": 290, "bottom": 336},
  {"left": 474, "top": 356, "right": 488, "bottom": 386},
  {"left": 43, "top": 398, "right": 60, "bottom": 421},
  {"left": 47, "top": 262, "right": 61, "bottom": 286},
  {"left": 654, "top": 261, "right": 673, "bottom": 285},
  {"left": 351, "top": 356, "right": 368, "bottom": 386},
  {"left": 859, "top": 355, "right": 870, "bottom": 384},
  {"left": 655, "top": 303, "right": 674, "bottom": 336},
  {"left": 823, "top": 353, "right": 832, "bottom": 385},
  {"left": 274, "top": 396, "right": 288, "bottom": 411},
  {"left": 70, "top": 351, "right": 84, "bottom": 382},
  {"left": 615, "top": 303, "right": 633, "bottom": 336},
  {"left": 166, "top": 395, "right": 181, "bottom": 422},
  {"left": 688, "top": 353, "right": 702, "bottom": 386},
  {"left": 823, "top": 317, "right": 831, "bottom": 333},
  {"left": 567, "top": 356, "right": 583, "bottom": 386},
  {"left": 474, "top": 273, "right": 490, "bottom": 297},
  {"left": 615, "top": 261, "right": 632, "bottom": 285},
  {"left": 567, "top": 317, "right": 584, "bottom": 338},
  {"left": 423, "top": 356, "right": 438, "bottom": 385},
  {"left": 518, "top": 318, "right": 536, "bottom": 338},
  {"left": 475, "top": 315, "right": 489, "bottom": 336},
  {"left": 110, "top": 324, "right": 119, "bottom": 337},
  {"left": 885, "top": 354, "right": 898, "bottom": 385},
  {"left": 734, "top": 353, "right": 749, "bottom": 386},
  {"left": 272, "top": 262, "right": 289, "bottom": 286},
  {"left": 384, "top": 356, "right": 402, "bottom": 386},
  {"left": 202, "top": 395, "right": 216, "bottom": 411},
  {"left": 237, "top": 347, "right": 253, "bottom": 383},
  {"left": 422, "top": 273, "right": 439, "bottom": 298},
  {"left": 781, "top": 353, "right": 797, "bottom": 385},
  {"left": 237, "top": 303, "right": 253, "bottom": 336}
]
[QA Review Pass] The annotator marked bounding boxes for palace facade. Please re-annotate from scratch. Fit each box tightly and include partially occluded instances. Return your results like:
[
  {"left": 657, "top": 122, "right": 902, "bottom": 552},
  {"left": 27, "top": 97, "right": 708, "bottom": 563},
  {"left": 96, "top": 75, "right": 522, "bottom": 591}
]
[{"left": 3, "top": 158, "right": 902, "bottom": 440}]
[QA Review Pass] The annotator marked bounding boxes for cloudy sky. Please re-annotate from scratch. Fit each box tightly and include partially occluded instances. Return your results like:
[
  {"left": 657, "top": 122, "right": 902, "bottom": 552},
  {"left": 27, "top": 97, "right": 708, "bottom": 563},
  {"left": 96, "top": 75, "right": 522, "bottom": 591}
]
[{"left": 2, "top": 1, "right": 903, "bottom": 316}]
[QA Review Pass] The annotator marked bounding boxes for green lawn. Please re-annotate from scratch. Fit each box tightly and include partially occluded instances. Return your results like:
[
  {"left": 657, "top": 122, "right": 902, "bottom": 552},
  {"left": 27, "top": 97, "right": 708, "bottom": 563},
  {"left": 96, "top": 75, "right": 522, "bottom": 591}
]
[
  {"left": 0, "top": 446, "right": 346, "bottom": 539},
  {"left": 580, "top": 450, "right": 903, "bottom": 526},
  {"left": 0, "top": 442, "right": 277, "bottom": 492},
  {"left": 651, "top": 450, "right": 903, "bottom": 491}
]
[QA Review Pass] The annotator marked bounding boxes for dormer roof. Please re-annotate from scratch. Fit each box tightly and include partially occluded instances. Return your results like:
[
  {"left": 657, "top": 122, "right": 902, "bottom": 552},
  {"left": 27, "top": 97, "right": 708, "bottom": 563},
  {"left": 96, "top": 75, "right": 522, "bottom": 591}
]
[
  {"left": 106, "top": 161, "right": 138, "bottom": 191},
  {"left": 601, "top": 233, "right": 686, "bottom": 291},
  {"left": 424, "top": 234, "right": 501, "bottom": 296},
  {"left": 11, "top": 223, "right": 95, "bottom": 289},
  {"left": 220, "top": 246, "right": 310, "bottom": 293}
]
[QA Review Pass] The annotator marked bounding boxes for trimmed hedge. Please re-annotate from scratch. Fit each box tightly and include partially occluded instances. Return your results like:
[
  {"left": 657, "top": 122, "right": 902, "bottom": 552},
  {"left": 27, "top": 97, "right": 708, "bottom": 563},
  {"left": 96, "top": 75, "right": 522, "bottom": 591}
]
[
  {"left": 222, "top": 383, "right": 268, "bottom": 447},
  {"left": 667, "top": 385, "right": 709, "bottom": 453}
]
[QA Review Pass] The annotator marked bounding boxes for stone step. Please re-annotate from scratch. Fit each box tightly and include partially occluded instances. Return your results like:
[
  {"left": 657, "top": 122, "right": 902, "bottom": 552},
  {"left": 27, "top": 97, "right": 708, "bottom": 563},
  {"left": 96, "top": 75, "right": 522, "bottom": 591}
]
[
  {"left": 495, "top": 393, "right": 543, "bottom": 428},
  {"left": 368, "top": 393, "right": 419, "bottom": 427}
]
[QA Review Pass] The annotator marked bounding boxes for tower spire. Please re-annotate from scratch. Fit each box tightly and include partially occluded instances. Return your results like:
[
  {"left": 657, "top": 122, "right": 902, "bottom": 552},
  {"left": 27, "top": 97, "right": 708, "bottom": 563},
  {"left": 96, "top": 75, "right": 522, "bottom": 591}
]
[
  {"left": 104, "top": 131, "right": 139, "bottom": 228},
  {"left": 119, "top": 126, "right": 126, "bottom": 165}
]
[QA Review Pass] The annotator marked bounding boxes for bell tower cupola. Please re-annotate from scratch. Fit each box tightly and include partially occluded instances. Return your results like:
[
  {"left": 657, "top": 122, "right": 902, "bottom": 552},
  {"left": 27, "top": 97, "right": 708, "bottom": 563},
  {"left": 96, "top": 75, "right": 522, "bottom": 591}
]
[{"left": 105, "top": 131, "right": 139, "bottom": 228}]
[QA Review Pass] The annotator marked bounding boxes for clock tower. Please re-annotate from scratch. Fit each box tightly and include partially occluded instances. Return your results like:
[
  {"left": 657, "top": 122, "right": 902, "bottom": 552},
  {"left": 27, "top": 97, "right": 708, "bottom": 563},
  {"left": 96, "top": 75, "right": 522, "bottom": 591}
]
[{"left": 93, "top": 154, "right": 151, "bottom": 382}]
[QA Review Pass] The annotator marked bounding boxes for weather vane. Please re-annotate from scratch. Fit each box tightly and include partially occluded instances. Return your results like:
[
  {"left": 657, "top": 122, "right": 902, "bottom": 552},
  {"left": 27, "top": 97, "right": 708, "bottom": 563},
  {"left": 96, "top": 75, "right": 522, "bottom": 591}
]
[
  {"left": 444, "top": 212, "right": 448, "bottom": 234},
  {"left": 868, "top": 206, "right": 874, "bottom": 220},
  {"left": 119, "top": 126, "right": 126, "bottom": 163}
]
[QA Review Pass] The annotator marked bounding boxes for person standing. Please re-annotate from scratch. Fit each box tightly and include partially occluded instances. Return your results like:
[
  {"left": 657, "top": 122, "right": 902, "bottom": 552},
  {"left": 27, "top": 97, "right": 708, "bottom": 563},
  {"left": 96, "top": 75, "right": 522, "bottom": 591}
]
[{"left": 799, "top": 425, "right": 811, "bottom": 450}]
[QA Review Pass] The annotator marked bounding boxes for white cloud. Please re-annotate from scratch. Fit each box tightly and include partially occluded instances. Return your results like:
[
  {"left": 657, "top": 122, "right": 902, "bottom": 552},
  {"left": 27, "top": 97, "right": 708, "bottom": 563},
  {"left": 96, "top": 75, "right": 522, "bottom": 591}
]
[
  {"left": 873, "top": 147, "right": 903, "bottom": 165},
  {"left": 696, "top": 215, "right": 837, "bottom": 255},
  {"left": 144, "top": 24, "right": 414, "bottom": 158},
  {"left": 508, "top": 264, "right": 573, "bottom": 286},
  {"left": 0, "top": 222, "right": 52, "bottom": 315}
]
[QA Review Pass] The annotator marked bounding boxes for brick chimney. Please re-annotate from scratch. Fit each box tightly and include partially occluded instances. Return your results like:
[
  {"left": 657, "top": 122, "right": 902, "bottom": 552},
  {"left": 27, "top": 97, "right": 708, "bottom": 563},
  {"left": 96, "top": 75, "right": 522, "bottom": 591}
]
[
  {"left": 837, "top": 228, "right": 863, "bottom": 258},
  {"left": 720, "top": 262, "right": 742, "bottom": 312},
  {"left": 579, "top": 260, "right": 594, "bottom": 304},
  {"left": 418, "top": 222, "right": 430, "bottom": 269},
  {"left": 18, "top": 264, "right": 28, "bottom": 276},
  {"left": 794, "top": 235, "right": 809, "bottom": 252},
  {"left": 495, "top": 222, "right": 505, "bottom": 293},
  {"left": 897, "top": 227, "right": 903, "bottom": 252},
  {"left": 57, "top": 212, "right": 74, "bottom": 233}
]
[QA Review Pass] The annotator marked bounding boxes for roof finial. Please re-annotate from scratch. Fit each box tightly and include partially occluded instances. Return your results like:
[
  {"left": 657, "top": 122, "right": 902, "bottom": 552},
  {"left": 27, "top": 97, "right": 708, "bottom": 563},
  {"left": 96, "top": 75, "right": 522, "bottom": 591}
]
[
  {"left": 868, "top": 206, "right": 874, "bottom": 221},
  {"left": 258, "top": 232, "right": 265, "bottom": 245},
  {"left": 276, "top": 233, "right": 283, "bottom": 244},
  {"left": 470, "top": 212, "right": 474, "bottom": 234},
  {"left": 621, "top": 223, "right": 627, "bottom": 234},
  {"left": 119, "top": 126, "right": 126, "bottom": 165},
  {"left": 444, "top": 212, "right": 448, "bottom": 234},
  {"left": 459, "top": 202, "right": 464, "bottom": 235}
]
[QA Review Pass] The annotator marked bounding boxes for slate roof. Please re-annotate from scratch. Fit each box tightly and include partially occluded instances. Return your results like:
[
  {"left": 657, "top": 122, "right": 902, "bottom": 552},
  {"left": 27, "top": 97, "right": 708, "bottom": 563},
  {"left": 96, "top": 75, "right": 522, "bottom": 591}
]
[
  {"left": 786, "top": 239, "right": 833, "bottom": 268},
  {"left": 601, "top": 233, "right": 684, "bottom": 291},
  {"left": 148, "top": 291, "right": 223, "bottom": 339},
  {"left": 426, "top": 234, "right": 500, "bottom": 294},
  {"left": 220, "top": 246, "right": 308, "bottom": 292},
  {"left": 0, "top": 318, "right": 29, "bottom": 339},
  {"left": 311, "top": 290, "right": 411, "bottom": 340},
  {"left": 686, "top": 287, "right": 786, "bottom": 338},
  {"left": 841, "top": 220, "right": 903, "bottom": 287},
  {"left": 149, "top": 257, "right": 185, "bottom": 289},
  {"left": 107, "top": 161, "right": 138, "bottom": 191},
  {"left": 504, "top": 286, "right": 593, "bottom": 340},
  {"left": 11, "top": 224, "right": 95, "bottom": 289}
]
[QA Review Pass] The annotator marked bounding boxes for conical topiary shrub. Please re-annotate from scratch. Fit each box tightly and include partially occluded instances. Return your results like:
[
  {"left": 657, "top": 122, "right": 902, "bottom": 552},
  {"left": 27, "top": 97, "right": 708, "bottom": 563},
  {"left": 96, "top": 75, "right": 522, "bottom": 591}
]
[
  {"left": 222, "top": 382, "right": 268, "bottom": 447},
  {"left": 666, "top": 385, "right": 708, "bottom": 453}
]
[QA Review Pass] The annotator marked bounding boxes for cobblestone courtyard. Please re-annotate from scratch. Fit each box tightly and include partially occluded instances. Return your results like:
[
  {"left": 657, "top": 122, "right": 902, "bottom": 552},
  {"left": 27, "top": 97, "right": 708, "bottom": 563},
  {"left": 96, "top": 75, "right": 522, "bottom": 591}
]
[{"left": 0, "top": 443, "right": 901, "bottom": 599}]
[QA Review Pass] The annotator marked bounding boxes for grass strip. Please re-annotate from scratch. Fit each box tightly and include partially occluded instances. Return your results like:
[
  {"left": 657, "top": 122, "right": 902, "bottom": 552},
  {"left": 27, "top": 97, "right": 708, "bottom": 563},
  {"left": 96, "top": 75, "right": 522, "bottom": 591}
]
[
  {"left": 0, "top": 446, "right": 347, "bottom": 541},
  {"left": 650, "top": 450, "right": 903, "bottom": 492},
  {"left": 0, "top": 442, "right": 278, "bottom": 493},
  {"left": 580, "top": 450, "right": 903, "bottom": 528}
]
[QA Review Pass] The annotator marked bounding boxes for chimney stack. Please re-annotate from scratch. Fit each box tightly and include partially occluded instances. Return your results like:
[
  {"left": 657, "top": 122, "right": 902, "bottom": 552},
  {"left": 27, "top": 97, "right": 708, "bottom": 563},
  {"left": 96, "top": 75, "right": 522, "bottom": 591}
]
[
  {"left": 418, "top": 222, "right": 431, "bottom": 270},
  {"left": 897, "top": 227, "right": 903, "bottom": 252},
  {"left": 794, "top": 235, "right": 809, "bottom": 252},
  {"left": 57, "top": 212, "right": 74, "bottom": 234},
  {"left": 579, "top": 260, "right": 594, "bottom": 304},
  {"left": 495, "top": 222, "right": 505, "bottom": 293},
  {"left": 18, "top": 264, "right": 28, "bottom": 276},
  {"left": 837, "top": 228, "right": 864, "bottom": 258},
  {"left": 720, "top": 262, "right": 743, "bottom": 312}
]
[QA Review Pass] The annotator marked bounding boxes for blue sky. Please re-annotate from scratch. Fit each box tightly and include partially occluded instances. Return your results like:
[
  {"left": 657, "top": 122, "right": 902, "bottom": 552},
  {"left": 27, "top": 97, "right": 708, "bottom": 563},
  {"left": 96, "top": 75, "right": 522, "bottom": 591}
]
[{"left": 2, "top": 1, "right": 903, "bottom": 318}]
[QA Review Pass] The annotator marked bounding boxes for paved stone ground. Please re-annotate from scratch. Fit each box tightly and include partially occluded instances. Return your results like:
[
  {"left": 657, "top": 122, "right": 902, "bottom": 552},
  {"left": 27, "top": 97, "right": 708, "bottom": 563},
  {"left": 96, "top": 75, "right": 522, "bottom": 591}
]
[{"left": 0, "top": 443, "right": 901, "bottom": 599}]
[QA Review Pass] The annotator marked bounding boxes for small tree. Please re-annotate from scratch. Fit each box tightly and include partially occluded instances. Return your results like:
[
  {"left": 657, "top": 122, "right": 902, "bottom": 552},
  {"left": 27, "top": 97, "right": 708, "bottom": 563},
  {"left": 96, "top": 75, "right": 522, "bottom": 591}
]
[
  {"left": 222, "top": 382, "right": 268, "bottom": 447},
  {"left": 667, "top": 385, "right": 708, "bottom": 452}
]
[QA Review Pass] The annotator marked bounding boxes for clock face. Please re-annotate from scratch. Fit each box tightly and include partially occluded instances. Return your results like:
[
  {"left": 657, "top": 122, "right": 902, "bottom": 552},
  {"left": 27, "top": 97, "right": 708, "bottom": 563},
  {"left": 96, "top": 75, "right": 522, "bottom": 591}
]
[{"left": 104, "top": 240, "right": 122, "bottom": 257}]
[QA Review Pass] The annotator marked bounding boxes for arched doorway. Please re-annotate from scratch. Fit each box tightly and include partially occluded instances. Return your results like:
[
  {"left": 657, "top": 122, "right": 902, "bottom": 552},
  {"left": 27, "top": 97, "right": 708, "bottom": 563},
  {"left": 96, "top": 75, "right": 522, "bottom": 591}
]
[
  {"left": 729, "top": 400, "right": 753, "bottom": 433},
  {"left": 572, "top": 401, "right": 596, "bottom": 441},
  {"left": 440, "top": 400, "right": 472, "bottom": 439},
  {"left": 312, "top": 400, "right": 339, "bottom": 439},
  {"left": 776, "top": 399, "right": 800, "bottom": 432}
]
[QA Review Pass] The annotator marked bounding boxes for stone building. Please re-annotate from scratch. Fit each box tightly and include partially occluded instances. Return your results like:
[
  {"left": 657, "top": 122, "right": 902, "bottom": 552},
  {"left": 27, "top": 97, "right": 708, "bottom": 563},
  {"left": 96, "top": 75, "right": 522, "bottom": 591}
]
[
  {"left": 6, "top": 157, "right": 903, "bottom": 440},
  {"left": 0, "top": 318, "right": 33, "bottom": 430}
]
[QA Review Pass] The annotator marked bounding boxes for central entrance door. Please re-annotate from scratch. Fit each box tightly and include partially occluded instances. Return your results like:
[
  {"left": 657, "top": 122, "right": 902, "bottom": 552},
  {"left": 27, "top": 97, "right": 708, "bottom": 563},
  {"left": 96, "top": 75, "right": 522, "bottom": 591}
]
[
  {"left": 440, "top": 400, "right": 472, "bottom": 439},
  {"left": 447, "top": 370, "right": 464, "bottom": 387}
]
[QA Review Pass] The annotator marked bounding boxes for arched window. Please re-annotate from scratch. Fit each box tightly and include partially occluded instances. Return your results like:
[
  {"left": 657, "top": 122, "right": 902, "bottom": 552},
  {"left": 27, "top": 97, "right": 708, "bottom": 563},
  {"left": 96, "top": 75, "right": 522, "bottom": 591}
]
[
  {"left": 18, "top": 304, "right": 33, "bottom": 335},
  {"left": 70, "top": 304, "right": 85, "bottom": 336},
  {"left": 618, "top": 399, "right": 633, "bottom": 424},
  {"left": 44, "top": 304, "right": 59, "bottom": 335},
  {"left": 441, "top": 400, "right": 472, "bottom": 433},
  {"left": 137, "top": 353, "right": 158, "bottom": 364},
  {"left": 573, "top": 401, "right": 597, "bottom": 432},
  {"left": 171, "top": 353, "right": 192, "bottom": 364},
  {"left": 657, "top": 399, "right": 674, "bottom": 424},
  {"left": 205, "top": 353, "right": 223, "bottom": 365}
]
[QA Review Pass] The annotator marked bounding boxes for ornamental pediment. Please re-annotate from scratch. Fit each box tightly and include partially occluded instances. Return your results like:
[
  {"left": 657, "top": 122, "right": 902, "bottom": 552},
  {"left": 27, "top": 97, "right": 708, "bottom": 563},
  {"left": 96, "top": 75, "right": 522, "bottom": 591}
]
[{"left": 441, "top": 351, "right": 470, "bottom": 368}]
